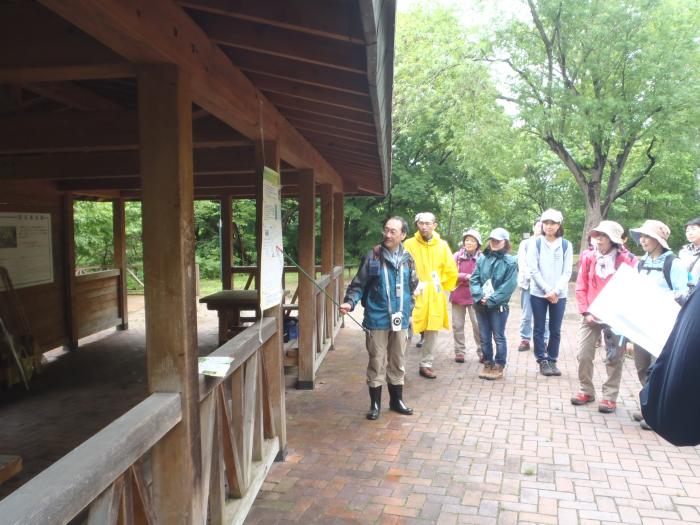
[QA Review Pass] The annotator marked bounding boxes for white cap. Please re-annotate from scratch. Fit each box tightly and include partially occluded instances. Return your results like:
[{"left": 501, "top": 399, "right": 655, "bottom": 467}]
[{"left": 540, "top": 208, "right": 563, "bottom": 224}]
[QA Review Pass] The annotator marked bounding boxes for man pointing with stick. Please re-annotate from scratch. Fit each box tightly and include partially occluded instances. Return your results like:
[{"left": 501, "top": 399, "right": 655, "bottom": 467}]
[{"left": 339, "top": 217, "right": 418, "bottom": 420}]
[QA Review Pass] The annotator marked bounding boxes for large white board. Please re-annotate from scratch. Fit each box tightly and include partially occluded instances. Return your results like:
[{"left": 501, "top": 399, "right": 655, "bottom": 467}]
[
  {"left": 0, "top": 212, "right": 54, "bottom": 288},
  {"left": 259, "top": 167, "right": 284, "bottom": 310}
]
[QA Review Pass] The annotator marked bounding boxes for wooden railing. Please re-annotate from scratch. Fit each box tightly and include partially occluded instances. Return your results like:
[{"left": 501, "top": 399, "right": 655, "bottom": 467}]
[
  {"left": 0, "top": 319, "right": 279, "bottom": 525},
  {"left": 74, "top": 269, "right": 123, "bottom": 338}
]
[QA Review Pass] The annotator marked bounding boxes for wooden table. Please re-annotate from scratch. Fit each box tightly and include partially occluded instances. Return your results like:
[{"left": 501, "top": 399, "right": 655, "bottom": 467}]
[
  {"left": 200, "top": 290, "right": 260, "bottom": 344},
  {"left": 0, "top": 455, "right": 22, "bottom": 485}
]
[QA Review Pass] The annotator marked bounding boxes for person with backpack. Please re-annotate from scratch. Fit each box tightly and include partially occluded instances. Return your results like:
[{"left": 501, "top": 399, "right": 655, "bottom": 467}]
[
  {"left": 340, "top": 217, "right": 418, "bottom": 420},
  {"left": 470, "top": 228, "right": 518, "bottom": 380},
  {"left": 629, "top": 219, "right": 688, "bottom": 430},
  {"left": 526, "top": 209, "right": 573, "bottom": 377},
  {"left": 679, "top": 217, "right": 700, "bottom": 288},
  {"left": 516, "top": 219, "right": 549, "bottom": 352},
  {"left": 570, "top": 221, "right": 637, "bottom": 413},
  {"left": 450, "top": 229, "right": 483, "bottom": 363}
]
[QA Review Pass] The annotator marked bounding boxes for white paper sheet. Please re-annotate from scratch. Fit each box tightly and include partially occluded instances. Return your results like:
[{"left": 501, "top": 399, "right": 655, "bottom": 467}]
[
  {"left": 198, "top": 356, "right": 234, "bottom": 377},
  {"left": 588, "top": 264, "right": 680, "bottom": 357}
]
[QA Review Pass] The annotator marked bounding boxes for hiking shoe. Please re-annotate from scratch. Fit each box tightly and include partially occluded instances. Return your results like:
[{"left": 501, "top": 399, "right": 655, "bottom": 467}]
[
  {"left": 632, "top": 412, "right": 644, "bottom": 422},
  {"left": 419, "top": 367, "right": 436, "bottom": 379},
  {"left": 517, "top": 340, "right": 531, "bottom": 352},
  {"left": 455, "top": 353, "right": 465, "bottom": 363},
  {"left": 491, "top": 364, "right": 505, "bottom": 380},
  {"left": 598, "top": 400, "right": 617, "bottom": 413},
  {"left": 539, "top": 360, "right": 554, "bottom": 376},
  {"left": 478, "top": 362, "right": 494, "bottom": 380},
  {"left": 640, "top": 420, "right": 653, "bottom": 431},
  {"left": 570, "top": 392, "right": 595, "bottom": 405},
  {"left": 549, "top": 362, "right": 562, "bottom": 376}
]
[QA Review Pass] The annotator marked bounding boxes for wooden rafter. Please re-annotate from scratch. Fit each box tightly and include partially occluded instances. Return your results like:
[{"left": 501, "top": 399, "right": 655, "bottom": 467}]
[
  {"left": 23, "top": 82, "right": 122, "bottom": 111},
  {"left": 179, "top": 0, "right": 365, "bottom": 44},
  {"left": 265, "top": 92, "right": 375, "bottom": 125},
  {"left": 0, "top": 112, "right": 250, "bottom": 154},
  {"left": 38, "top": 0, "right": 344, "bottom": 190},
  {"left": 189, "top": 11, "right": 367, "bottom": 73}
]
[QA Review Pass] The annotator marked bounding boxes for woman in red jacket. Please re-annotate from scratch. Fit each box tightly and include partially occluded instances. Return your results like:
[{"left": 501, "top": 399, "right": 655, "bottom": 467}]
[
  {"left": 450, "top": 229, "right": 483, "bottom": 363},
  {"left": 570, "top": 221, "right": 637, "bottom": 413}
]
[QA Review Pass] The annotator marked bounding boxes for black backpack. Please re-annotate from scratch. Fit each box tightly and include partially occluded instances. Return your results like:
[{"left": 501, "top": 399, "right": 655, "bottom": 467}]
[{"left": 637, "top": 255, "right": 677, "bottom": 290}]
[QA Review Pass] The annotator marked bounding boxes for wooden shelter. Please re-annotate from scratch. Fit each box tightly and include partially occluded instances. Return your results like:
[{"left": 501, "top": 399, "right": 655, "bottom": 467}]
[{"left": 0, "top": 1, "right": 395, "bottom": 523}]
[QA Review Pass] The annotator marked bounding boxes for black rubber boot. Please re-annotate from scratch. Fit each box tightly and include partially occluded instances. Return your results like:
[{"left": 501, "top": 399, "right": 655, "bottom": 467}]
[
  {"left": 388, "top": 384, "right": 414, "bottom": 415},
  {"left": 366, "top": 386, "right": 382, "bottom": 420}
]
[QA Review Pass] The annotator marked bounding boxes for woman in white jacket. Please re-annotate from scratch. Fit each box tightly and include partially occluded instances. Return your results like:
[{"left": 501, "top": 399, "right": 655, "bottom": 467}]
[{"left": 526, "top": 209, "right": 573, "bottom": 377}]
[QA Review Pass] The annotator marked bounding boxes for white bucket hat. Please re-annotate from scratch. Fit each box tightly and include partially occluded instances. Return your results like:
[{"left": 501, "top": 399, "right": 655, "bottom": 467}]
[
  {"left": 461, "top": 228, "right": 482, "bottom": 246},
  {"left": 540, "top": 208, "right": 563, "bottom": 224},
  {"left": 590, "top": 220, "right": 624, "bottom": 245},
  {"left": 630, "top": 219, "right": 671, "bottom": 250}
]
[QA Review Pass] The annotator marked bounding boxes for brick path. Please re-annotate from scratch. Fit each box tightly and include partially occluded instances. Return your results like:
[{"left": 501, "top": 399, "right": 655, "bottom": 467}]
[{"left": 248, "top": 294, "right": 700, "bottom": 524}]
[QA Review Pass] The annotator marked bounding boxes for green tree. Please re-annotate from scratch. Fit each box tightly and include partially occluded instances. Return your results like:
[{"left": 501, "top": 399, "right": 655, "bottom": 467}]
[{"left": 491, "top": 0, "right": 700, "bottom": 248}]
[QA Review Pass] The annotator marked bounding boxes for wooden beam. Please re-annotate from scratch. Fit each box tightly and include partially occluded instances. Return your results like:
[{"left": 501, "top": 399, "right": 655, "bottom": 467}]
[
  {"left": 265, "top": 92, "right": 375, "bottom": 125},
  {"left": 0, "top": 64, "right": 135, "bottom": 83},
  {"left": 221, "top": 195, "right": 232, "bottom": 290},
  {"left": 113, "top": 198, "right": 128, "bottom": 330},
  {"left": 245, "top": 72, "right": 372, "bottom": 113},
  {"left": 63, "top": 194, "right": 78, "bottom": 351},
  {"left": 333, "top": 193, "right": 345, "bottom": 270},
  {"left": 39, "top": 0, "right": 344, "bottom": 190},
  {"left": 0, "top": 112, "right": 250, "bottom": 155},
  {"left": 138, "top": 63, "right": 201, "bottom": 524},
  {"left": 23, "top": 82, "right": 122, "bottom": 111},
  {"left": 288, "top": 119, "right": 378, "bottom": 145},
  {"left": 190, "top": 12, "right": 366, "bottom": 74},
  {"left": 286, "top": 115, "right": 376, "bottom": 139},
  {"left": 179, "top": 0, "right": 365, "bottom": 44},
  {"left": 0, "top": 148, "right": 258, "bottom": 181},
  {"left": 320, "top": 183, "right": 334, "bottom": 349},
  {"left": 224, "top": 48, "right": 369, "bottom": 96},
  {"left": 297, "top": 169, "right": 316, "bottom": 389}
]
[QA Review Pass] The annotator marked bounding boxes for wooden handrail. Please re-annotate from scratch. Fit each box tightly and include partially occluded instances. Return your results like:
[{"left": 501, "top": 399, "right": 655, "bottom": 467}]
[
  {"left": 74, "top": 269, "right": 120, "bottom": 282},
  {"left": 0, "top": 393, "right": 181, "bottom": 525},
  {"left": 198, "top": 317, "right": 277, "bottom": 400},
  {"left": 314, "top": 274, "right": 331, "bottom": 290}
]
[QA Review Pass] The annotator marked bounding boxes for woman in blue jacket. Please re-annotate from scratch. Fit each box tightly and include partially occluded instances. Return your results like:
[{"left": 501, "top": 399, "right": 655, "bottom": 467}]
[{"left": 470, "top": 228, "right": 518, "bottom": 380}]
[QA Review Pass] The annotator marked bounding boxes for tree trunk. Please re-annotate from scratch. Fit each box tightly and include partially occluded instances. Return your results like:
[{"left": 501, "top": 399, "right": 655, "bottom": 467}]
[{"left": 580, "top": 183, "right": 603, "bottom": 252}]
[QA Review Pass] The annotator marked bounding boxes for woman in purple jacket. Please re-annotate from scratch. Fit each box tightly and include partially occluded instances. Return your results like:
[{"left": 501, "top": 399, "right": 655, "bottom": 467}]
[{"left": 450, "top": 229, "right": 483, "bottom": 363}]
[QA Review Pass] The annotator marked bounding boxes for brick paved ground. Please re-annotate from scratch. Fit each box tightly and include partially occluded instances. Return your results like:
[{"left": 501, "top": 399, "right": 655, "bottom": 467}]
[{"left": 248, "top": 292, "right": 700, "bottom": 524}]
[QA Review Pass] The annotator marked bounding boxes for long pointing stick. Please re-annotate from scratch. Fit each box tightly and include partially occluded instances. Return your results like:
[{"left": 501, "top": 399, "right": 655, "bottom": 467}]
[{"left": 275, "top": 245, "right": 368, "bottom": 333}]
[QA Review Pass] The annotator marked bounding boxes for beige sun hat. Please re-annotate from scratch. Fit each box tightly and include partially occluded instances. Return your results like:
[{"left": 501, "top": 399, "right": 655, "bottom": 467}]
[
  {"left": 630, "top": 219, "right": 671, "bottom": 250},
  {"left": 590, "top": 220, "right": 624, "bottom": 245},
  {"left": 540, "top": 208, "right": 563, "bottom": 223}
]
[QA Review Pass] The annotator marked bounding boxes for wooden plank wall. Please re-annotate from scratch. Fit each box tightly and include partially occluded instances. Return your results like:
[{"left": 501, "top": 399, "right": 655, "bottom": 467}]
[
  {"left": 74, "top": 270, "right": 121, "bottom": 339},
  {"left": 0, "top": 181, "right": 67, "bottom": 351}
]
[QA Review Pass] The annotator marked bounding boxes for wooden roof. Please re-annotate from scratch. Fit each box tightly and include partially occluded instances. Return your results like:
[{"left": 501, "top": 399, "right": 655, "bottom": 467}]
[{"left": 0, "top": 0, "right": 395, "bottom": 198}]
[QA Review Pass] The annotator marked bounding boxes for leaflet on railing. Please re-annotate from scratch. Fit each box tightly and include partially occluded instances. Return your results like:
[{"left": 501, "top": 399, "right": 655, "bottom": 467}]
[{"left": 198, "top": 356, "right": 234, "bottom": 377}]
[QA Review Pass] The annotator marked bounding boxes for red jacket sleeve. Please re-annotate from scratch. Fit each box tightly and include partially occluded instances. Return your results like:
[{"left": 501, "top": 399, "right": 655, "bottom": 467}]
[{"left": 575, "top": 252, "right": 591, "bottom": 314}]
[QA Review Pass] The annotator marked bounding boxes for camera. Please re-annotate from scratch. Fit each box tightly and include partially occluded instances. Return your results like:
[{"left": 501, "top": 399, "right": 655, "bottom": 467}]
[{"left": 390, "top": 312, "right": 403, "bottom": 331}]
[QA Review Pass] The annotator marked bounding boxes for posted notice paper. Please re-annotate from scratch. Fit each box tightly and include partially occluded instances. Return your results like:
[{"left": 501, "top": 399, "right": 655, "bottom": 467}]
[
  {"left": 588, "top": 264, "right": 680, "bottom": 357},
  {"left": 198, "top": 356, "right": 234, "bottom": 377}
]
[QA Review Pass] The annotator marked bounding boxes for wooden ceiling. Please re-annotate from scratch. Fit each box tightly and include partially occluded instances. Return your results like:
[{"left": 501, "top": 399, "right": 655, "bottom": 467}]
[{"left": 0, "top": 0, "right": 394, "bottom": 199}]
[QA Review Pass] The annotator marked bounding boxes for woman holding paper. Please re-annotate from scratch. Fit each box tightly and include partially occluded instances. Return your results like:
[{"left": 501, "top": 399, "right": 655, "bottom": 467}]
[
  {"left": 629, "top": 219, "right": 688, "bottom": 430},
  {"left": 526, "top": 209, "right": 573, "bottom": 377},
  {"left": 570, "top": 221, "right": 637, "bottom": 413},
  {"left": 470, "top": 228, "right": 518, "bottom": 380}
]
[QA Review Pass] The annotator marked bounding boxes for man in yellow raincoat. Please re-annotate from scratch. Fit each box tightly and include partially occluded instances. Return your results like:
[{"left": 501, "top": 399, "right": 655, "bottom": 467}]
[{"left": 404, "top": 212, "right": 458, "bottom": 379}]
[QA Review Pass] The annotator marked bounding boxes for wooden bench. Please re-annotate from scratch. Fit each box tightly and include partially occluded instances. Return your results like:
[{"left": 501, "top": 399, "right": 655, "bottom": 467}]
[
  {"left": 0, "top": 455, "right": 22, "bottom": 485},
  {"left": 199, "top": 290, "right": 260, "bottom": 345}
]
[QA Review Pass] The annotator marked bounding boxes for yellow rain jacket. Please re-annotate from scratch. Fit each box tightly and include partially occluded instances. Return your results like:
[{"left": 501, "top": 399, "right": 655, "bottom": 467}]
[{"left": 404, "top": 231, "right": 458, "bottom": 332}]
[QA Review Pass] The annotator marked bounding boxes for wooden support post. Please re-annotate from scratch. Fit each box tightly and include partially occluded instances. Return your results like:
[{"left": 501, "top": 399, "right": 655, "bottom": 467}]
[
  {"left": 138, "top": 63, "right": 202, "bottom": 524},
  {"left": 113, "top": 198, "right": 128, "bottom": 330},
  {"left": 297, "top": 170, "right": 316, "bottom": 390},
  {"left": 220, "top": 194, "right": 232, "bottom": 290},
  {"left": 320, "top": 184, "right": 334, "bottom": 346},
  {"left": 62, "top": 193, "right": 78, "bottom": 351},
  {"left": 333, "top": 192, "right": 345, "bottom": 329},
  {"left": 254, "top": 140, "right": 287, "bottom": 460}
]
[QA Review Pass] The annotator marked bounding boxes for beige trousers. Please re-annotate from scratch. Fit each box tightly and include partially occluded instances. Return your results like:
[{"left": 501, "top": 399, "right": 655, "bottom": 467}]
[
  {"left": 366, "top": 329, "right": 408, "bottom": 387},
  {"left": 633, "top": 344, "right": 656, "bottom": 386},
  {"left": 420, "top": 330, "right": 438, "bottom": 368},
  {"left": 451, "top": 303, "right": 482, "bottom": 357},
  {"left": 576, "top": 319, "right": 625, "bottom": 402}
]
